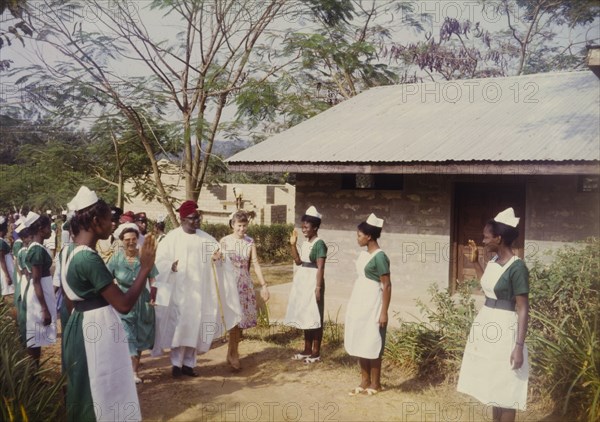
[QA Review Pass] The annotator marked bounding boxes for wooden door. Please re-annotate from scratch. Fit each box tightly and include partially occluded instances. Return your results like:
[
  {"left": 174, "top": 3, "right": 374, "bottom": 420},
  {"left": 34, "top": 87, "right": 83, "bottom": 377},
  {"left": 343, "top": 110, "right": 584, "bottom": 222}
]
[{"left": 451, "top": 183, "right": 526, "bottom": 292}]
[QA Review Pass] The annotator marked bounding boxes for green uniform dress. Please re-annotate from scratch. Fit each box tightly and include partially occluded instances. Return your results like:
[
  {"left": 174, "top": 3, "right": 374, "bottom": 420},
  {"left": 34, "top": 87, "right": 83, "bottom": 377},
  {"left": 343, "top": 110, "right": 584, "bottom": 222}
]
[
  {"left": 457, "top": 256, "right": 530, "bottom": 410},
  {"left": 11, "top": 239, "right": 23, "bottom": 302},
  {"left": 25, "top": 242, "right": 57, "bottom": 347},
  {"left": 63, "top": 245, "right": 141, "bottom": 422},
  {"left": 284, "top": 237, "right": 328, "bottom": 329},
  {"left": 17, "top": 245, "right": 29, "bottom": 344},
  {"left": 107, "top": 251, "right": 158, "bottom": 355},
  {"left": 344, "top": 249, "right": 391, "bottom": 359}
]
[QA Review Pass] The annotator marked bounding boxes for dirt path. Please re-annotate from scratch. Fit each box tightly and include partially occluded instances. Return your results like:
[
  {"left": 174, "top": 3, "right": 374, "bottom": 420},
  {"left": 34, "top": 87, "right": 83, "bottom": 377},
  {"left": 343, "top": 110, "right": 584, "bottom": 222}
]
[{"left": 129, "top": 338, "right": 557, "bottom": 422}]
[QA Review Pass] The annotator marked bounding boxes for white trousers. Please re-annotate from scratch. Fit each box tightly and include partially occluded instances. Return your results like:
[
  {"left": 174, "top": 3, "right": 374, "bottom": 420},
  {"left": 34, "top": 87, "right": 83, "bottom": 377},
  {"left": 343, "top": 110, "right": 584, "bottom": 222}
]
[{"left": 170, "top": 346, "right": 197, "bottom": 367}]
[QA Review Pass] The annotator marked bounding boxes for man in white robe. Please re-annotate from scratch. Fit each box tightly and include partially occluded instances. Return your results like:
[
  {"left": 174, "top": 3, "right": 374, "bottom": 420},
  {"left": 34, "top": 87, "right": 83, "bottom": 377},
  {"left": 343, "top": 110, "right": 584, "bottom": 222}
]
[{"left": 152, "top": 200, "right": 240, "bottom": 378}]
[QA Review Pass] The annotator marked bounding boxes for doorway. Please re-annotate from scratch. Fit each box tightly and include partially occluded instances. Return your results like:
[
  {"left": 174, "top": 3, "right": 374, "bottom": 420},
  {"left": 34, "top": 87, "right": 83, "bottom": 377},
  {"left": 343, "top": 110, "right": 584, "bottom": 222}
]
[{"left": 451, "top": 182, "right": 526, "bottom": 292}]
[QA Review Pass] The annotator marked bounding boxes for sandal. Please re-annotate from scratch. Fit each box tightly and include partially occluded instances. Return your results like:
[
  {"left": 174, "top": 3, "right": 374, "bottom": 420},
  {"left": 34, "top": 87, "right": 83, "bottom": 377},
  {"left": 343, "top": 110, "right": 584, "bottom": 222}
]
[
  {"left": 303, "top": 356, "right": 321, "bottom": 364},
  {"left": 364, "top": 388, "right": 381, "bottom": 396},
  {"left": 348, "top": 387, "right": 365, "bottom": 396},
  {"left": 291, "top": 353, "right": 311, "bottom": 361}
]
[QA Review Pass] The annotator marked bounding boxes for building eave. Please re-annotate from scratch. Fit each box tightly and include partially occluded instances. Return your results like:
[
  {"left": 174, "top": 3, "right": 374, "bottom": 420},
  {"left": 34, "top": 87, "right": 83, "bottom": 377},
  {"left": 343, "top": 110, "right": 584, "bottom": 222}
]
[{"left": 228, "top": 160, "right": 600, "bottom": 175}]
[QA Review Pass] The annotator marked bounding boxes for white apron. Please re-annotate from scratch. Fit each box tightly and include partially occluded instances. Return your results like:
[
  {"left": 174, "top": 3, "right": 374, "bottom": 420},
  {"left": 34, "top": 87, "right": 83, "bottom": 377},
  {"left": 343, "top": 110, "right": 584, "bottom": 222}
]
[
  {"left": 63, "top": 246, "right": 141, "bottom": 422},
  {"left": 25, "top": 274, "right": 57, "bottom": 348},
  {"left": 344, "top": 250, "right": 384, "bottom": 359},
  {"left": 1, "top": 252, "right": 15, "bottom": 295},
  {"left": 457, "top": 256, "right": 529, "bottom": 410},
  {"left": 283, "top": 238, "right": 322, "bottom": 330}
]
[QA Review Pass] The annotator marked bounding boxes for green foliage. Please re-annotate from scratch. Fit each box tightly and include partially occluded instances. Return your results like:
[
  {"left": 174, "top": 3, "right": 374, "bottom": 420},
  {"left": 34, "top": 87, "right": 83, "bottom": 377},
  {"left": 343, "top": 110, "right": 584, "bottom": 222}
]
[
  {"left": 514, "top": 0, "right": 600, "bottom": 27},
  {"left": 0, "top": 301, "right": 65, "bottom": 421},
  {"left": 304, "top": 0, "right": 355, "bottom": 27},
  {"left": 528, "top": 238, "right": 600, "bottom": 421},
  {"left": 0, "top": 116, "right": 116, "bottom": 210},
  {"left": 386, "top": 283, "right": 476, "bottom": 382},
  {"left": 200, "top": 223, "right": 231, "bottom": 245},
  {"left": 247, "top": 224, "right": 295, "bottom": 264},
  {"left": 201, "top": 223, "right": 294, "bottom": 264}
]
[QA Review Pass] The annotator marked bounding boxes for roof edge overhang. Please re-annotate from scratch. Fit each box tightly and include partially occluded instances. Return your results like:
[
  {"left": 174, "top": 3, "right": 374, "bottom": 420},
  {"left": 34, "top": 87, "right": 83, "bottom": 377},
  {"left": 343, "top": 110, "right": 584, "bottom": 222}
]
[{"left": 228, "top": 161, "right": 600, "bottom": 176}]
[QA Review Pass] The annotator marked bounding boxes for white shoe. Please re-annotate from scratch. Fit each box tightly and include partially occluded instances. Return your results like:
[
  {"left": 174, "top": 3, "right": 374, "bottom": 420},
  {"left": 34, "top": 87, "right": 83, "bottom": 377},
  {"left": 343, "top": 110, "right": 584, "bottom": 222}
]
[{"left": 134, "top": 374, "right": 142, "bottom": 384}]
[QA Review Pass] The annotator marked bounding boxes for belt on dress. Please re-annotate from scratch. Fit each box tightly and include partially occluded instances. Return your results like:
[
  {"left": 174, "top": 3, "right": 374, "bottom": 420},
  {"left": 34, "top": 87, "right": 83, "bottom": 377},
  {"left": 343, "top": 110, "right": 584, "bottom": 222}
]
[
  {"left": 301, "top": 262, "right": 318, "bottom": 268},
  {"left": 484, "top": 297, "right": 516, "bottom": 312},
  {"left": 74, "top": 296, "right": 109, "bottom": 312}
]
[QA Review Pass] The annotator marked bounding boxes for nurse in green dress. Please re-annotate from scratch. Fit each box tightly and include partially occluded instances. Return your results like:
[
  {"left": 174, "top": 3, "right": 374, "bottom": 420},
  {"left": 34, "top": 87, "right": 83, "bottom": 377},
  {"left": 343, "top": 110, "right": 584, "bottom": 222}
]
[
  {"left": 284, "top": 206, "right": 327, "bottom": 363},
  {"left": 457, "top": 208, "right": 530, "bottom": 422},
  {"left": 107, "top": 225, "right": 158, "bottom": 384},
  {"left": 14, "top": 224, "right": 32, "bottom": 344},
  {"left": 11, "top": 227, "right": 24, "bottom": 307},
  {"left": 62, "top": 186, "right": 156, "bottom": 422},
  {"left": 24, "top": 213, "right": 56, "bottom": 364},
  {"left": 345, "top": 213, "right": 392, "bottom": 396}
]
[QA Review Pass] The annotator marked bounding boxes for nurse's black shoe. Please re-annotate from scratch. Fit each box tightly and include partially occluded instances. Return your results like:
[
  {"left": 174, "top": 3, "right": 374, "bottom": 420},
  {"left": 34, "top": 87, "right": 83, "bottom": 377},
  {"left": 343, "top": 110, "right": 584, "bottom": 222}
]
[{"left": 182, "top": 365, "right": 199, "bottom": 377}]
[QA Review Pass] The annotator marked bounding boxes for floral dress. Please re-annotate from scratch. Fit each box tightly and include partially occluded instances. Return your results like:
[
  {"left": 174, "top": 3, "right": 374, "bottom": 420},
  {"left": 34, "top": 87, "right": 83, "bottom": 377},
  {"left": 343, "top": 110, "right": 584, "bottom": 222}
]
[{"left": 221, "top": 234, "right": 258, "bottom": 329}]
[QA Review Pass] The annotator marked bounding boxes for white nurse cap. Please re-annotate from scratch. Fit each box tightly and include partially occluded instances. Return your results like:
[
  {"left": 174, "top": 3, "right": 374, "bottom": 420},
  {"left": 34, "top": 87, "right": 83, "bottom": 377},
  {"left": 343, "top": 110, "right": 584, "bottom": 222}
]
[
  {"left": 304, "top": 206, "right": 322, "bottom": 219},
  {"left": 68, "top": 186, "right": 99, "bottom": 212},
  {"left": 366, "top": 213, "right": 384, "bottom": 228},
  {"left": 494, "top": 207, "right": 520, "bottom": 227}
]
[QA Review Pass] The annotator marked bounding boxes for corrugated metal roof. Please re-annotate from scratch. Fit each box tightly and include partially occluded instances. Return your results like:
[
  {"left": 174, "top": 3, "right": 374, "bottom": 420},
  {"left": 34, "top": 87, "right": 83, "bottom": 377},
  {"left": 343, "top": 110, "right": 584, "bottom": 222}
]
[{"left": 228, "top": 71, "right": 600, "bottom": 164}]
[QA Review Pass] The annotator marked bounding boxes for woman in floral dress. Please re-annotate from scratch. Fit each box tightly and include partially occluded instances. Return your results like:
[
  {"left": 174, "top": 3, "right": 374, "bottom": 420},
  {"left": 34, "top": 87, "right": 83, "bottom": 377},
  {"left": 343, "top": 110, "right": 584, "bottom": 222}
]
[{"left": 220, "top": 210, "right": 269, "bottom": 370}]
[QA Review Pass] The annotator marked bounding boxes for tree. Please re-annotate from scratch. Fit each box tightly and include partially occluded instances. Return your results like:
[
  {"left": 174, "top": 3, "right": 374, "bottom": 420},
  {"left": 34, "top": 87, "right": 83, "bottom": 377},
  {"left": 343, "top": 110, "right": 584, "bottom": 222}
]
[
  {"left": 235, "top": 0, "right": 424, "bottom": 135},
  {"left": 390, "top": 18, "right": 509, "bottom": 80},
  {"left": 390, "top": 0, "right": 600, "bottom": 80},
  {"left": 0, "top": 0, "right": 33, "bottom": 71},
  {"left": 498, "top": 0, "right": 600, "bottom": 75},
  {"left": 13, "top": 0, "right": 298, "bottom": 223},
  {"left": 87, "top": 116, "right": 178, "bottom": 209},
  {"left": 0, "top": 116, "right": 108, "bottom": 210}
]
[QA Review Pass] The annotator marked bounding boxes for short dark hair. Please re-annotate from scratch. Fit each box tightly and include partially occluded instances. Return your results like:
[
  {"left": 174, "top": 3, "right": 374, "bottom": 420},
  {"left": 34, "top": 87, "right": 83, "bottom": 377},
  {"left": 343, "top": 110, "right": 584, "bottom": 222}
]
[
  {"left": 155, "top": 221, "right": 165, "bottom": 231},
  {"left": 301, "top": 214, "right": 321, "bottom": 229},
  {"left": 486, "top": 220, "right": 519, "bottom": 246},
  {"left": 70, "top": 200, "right": 111, "bottom": 237},
  {"left": 357, "top": 221, "right": 382, "bottom": 240},
  {"left": 229, "top": 210, "right": 249, "bottom": 228},
  {"left": 29, "top": 215, "right": 51, "bottom": 235},
  {"left": 111, "top": 206, "right": 123, "bottom": 223},
  {"left": 19, "top": 227, "right": 32, "bottom": 239},
  {"left": 119, "top": 227, "right": 139, "bottom": 241}
]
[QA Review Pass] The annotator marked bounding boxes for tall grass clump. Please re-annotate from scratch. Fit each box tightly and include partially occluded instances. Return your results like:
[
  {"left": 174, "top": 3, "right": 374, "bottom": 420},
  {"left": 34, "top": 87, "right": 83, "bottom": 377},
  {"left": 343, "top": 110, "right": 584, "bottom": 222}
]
[
  {"left": 0, "top": 302, "right": 65, "bottom": 421},
  {"left": 386, "top": 282, "right": 476, "bottom": 382},
  {"left": 528, "top": 238, "right": 599, "bottom": 421}
]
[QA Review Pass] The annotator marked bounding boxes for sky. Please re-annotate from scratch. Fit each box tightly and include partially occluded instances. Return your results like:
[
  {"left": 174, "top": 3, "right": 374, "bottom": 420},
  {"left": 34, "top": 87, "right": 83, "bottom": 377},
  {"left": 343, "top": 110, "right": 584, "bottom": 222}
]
[{"left": 1, "top": 0, "right": 598, "bottom": 128}]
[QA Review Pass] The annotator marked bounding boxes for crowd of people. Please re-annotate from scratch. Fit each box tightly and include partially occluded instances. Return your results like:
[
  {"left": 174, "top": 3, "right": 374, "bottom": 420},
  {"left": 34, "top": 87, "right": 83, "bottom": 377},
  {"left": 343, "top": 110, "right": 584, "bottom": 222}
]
[{"left": 0, "top": 188, "right": 530, "bottom": 422}]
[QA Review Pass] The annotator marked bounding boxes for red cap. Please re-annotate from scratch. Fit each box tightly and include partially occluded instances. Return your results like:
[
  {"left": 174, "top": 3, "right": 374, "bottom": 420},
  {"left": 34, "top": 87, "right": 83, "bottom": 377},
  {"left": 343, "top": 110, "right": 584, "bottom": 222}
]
[
  {"left": 177, "top": 200, "right": 198, "bottom": 218},
  {"left": 120, "top": 211, "right": 135, "bottom": 223}
]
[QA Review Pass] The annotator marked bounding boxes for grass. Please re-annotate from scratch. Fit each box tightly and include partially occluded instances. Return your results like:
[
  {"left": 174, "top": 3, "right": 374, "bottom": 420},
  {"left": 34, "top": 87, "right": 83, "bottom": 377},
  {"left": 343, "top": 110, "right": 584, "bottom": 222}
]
[{"left": 251, "top": 262, "right": 293, "bottom": 287}]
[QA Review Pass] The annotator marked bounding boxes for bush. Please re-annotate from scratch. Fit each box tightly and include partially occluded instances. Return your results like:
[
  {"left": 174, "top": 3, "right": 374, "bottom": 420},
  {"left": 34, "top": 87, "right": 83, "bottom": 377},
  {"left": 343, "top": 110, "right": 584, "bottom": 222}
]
[
  {"left": 0, "top": 302, "right": 65, "bottom": 421},
  {"left": 202, "top": 223, "right": 294, "bottom": 264},
  {"left": 386, "top": 282, "right": 476, "bottom": 382},
  {"left": 528, "top": 238, "right": 600, "bottom": 421}
]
